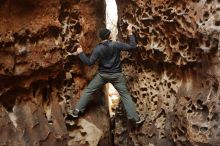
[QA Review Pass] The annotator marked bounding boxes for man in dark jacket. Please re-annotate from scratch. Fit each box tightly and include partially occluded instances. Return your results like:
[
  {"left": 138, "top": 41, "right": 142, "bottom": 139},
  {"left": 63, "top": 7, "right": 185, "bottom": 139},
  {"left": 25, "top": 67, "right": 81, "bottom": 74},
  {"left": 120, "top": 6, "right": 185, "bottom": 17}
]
[{"left": 71, "top": 24, "right": 144, "bottom": 125}]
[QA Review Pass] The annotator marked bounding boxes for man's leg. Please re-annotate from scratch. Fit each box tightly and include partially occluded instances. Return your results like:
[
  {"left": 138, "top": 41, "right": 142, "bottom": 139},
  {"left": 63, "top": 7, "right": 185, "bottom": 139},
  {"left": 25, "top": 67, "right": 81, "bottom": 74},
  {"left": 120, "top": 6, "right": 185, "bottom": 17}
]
[
  {"left": 111, "top": 73, "right": 139, "bottom": 121},
  {"left": 75, "top": 73, "right": 105, "bottom": 113}
]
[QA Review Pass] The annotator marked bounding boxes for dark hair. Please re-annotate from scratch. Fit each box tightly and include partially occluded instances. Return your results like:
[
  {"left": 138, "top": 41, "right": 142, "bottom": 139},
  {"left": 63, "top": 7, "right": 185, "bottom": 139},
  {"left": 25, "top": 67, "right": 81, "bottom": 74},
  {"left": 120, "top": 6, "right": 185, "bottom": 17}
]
[{"left": 99, "top": 28, "right": 111, "bottom": 40}]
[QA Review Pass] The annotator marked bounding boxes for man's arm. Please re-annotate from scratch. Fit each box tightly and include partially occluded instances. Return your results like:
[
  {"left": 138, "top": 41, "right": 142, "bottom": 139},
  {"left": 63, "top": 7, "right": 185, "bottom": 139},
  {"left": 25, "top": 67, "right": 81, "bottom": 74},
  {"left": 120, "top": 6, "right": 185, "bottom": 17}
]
[
  {"left": 114, "top": 35, "right": 136, "bottom": 51},
  {"left": 115, "top": 24, "right": 136, "bottom": 51},
  {"left": 76, "top": 46, "right": 99, "bottom": 66}
]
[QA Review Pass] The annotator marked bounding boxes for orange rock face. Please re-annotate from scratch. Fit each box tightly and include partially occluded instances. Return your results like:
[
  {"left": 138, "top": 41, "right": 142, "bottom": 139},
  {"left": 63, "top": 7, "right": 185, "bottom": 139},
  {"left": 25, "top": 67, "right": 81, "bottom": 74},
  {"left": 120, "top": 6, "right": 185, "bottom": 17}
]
[
  {"left": 0, "top": 0, "right": 111, "bottom": 146},
  {"left": 1, "top": 0, "right": 220, "bottom": 145}
]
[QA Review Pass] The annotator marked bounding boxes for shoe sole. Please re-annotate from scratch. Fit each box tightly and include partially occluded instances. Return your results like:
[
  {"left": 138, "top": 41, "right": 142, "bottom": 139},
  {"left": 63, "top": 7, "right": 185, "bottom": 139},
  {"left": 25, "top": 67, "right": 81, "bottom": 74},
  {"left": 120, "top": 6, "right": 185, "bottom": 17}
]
[
  {"left": 70, "top": 114, "right": 78, "bottom": 118},
  {"left": 65, "top": 114, "right": 78, "bottom": 120},
  {"left": 136, "top": 119, "right": 145, "bottom": 125}
]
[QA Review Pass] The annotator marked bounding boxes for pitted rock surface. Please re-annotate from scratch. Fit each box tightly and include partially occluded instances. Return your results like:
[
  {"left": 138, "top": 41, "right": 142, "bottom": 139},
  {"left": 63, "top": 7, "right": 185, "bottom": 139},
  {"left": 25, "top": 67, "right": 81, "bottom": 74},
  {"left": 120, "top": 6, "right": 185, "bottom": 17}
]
[
  {"left": 1, "top": 0, "right": 220, "bottom": 146},
  {"left": 0, "top": 0, "right": 111, "bottom": 146},
  {"left": 114, "top": 0, "right": 220, "bottom": 146}
]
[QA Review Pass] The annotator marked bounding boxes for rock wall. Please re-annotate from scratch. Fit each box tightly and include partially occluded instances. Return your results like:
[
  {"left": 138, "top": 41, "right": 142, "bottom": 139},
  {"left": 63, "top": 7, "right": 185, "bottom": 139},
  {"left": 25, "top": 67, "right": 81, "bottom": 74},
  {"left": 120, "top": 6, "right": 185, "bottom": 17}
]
[
  {"left": 114, "top": 0, "right": 220, "bottom": 146},
  {"left": 1, "top": 0, "right": 220, "bottom": 146},
  {"left": 0, "top": 0, "right": 112, "bottom": 146}
]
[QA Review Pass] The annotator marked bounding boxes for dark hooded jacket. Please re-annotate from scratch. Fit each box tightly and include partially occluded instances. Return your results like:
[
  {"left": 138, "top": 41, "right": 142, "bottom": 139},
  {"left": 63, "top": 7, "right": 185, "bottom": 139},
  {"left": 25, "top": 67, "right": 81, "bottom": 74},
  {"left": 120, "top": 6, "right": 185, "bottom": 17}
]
[{"left": 79, "top": 35, "right": 136, "bottom": 73}]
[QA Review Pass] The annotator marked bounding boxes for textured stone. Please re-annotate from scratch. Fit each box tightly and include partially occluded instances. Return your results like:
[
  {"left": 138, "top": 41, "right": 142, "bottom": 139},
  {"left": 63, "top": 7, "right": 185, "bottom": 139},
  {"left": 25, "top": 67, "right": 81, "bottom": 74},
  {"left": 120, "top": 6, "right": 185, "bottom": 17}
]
[
  {"left": 68, "top": 119, "right": 103, "bottom": 146},
  {"left": 1, "top": 0, "right": 220, "bottom": 145},
  {"left": 0, "top": 0, "right": 111, "bottom": 146},
  {"left": 113, "top": 0, "right": 220, "bottom": 146}
]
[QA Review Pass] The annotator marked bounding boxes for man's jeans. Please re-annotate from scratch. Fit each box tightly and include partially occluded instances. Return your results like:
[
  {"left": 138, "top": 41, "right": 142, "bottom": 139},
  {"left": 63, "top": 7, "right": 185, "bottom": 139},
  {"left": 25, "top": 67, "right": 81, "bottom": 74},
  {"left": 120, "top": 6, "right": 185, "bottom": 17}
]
[{"left": 76, "top": 72, "right": 139, "bottom": 121}]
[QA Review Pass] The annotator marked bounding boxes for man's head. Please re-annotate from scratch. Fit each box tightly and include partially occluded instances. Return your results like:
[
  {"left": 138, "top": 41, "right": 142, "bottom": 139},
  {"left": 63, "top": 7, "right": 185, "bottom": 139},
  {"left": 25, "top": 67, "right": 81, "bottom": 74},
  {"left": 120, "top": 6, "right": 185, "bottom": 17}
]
[{"left": 99, "top": 28, "right": 111, "bottom": 40}]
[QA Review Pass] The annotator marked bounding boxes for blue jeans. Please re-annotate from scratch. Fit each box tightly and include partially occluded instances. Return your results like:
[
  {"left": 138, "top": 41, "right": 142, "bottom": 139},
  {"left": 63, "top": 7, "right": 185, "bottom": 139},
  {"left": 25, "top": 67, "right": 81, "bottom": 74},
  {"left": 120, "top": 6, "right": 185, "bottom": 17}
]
[{"left": 76, "top": 72, "right": 139, "bottom": 121}]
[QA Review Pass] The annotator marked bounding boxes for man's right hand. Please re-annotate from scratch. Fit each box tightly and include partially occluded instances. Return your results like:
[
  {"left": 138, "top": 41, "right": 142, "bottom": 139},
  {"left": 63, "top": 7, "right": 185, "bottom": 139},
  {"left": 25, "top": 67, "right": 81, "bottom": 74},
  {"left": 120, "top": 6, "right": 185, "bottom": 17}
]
[
  {"left": 77, "top": 46, "right": 83, "bottom": 54},
  {"left": 73, "top": 45, "right": 83, "bottom": 55},
  {"left": 127, "top": 24, "right": 133, "bottom": 35}
]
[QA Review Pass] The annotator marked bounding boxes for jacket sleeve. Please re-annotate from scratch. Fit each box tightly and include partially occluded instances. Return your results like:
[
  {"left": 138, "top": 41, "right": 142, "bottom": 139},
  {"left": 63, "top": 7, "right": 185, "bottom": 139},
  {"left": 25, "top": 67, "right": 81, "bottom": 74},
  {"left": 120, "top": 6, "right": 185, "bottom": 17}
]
[
  {"left": 114, "top": 35, "right": 136, "bottom": 51},
  {"left": 79, "top": 46, "right": 99, "bottom": 66}
]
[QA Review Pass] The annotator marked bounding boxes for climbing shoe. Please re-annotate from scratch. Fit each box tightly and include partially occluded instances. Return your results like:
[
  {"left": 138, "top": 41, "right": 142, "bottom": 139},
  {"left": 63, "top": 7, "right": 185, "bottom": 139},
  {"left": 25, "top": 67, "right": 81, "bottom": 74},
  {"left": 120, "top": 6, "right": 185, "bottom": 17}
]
[
  {"left": 135, "top": 117, "right": 145, "bottom": 126},
  {"left": 69, "top": 109, "right": 80, "bottom": 119}
]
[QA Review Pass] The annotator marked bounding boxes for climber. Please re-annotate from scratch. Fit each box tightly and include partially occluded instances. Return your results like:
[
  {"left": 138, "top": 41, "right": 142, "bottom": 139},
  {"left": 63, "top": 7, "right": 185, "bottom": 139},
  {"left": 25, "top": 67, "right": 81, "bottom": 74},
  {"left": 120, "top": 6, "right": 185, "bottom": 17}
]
[{"left": 70, "top": 24, "right": 145, "bottom": 125}]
